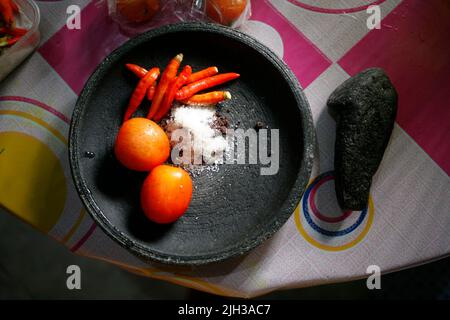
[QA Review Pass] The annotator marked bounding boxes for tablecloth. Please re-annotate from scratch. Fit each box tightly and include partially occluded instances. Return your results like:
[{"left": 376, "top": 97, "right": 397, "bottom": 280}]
[{"left": 0, "top": 0, "right": 449, "bottom": 298}]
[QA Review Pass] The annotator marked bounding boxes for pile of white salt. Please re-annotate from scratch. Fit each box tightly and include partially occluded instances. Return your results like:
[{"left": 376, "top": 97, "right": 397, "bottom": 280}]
[{"left": 164, "top": 105, "right": 229, "bottom": 168}]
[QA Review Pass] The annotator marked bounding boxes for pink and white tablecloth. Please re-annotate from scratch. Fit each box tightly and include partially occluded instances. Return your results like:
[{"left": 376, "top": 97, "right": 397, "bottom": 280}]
[{"left": 0, "top": 0, "right": 449, "bottom": 298}]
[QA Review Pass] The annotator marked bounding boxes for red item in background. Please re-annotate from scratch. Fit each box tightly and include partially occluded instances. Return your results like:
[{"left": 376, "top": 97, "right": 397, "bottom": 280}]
[
  {"left": 0, "top": 2, "right": 28, "bottom": 49},
  {"left": 108, "top": 0, "right": 252, "bottom": 36},
  {"left": 0, "top": 0, "right": 14, "bottom": 25},
  {"left": 5, "top": 35, "right": 19, "bottom": 46},
  {"left": 116, "top": 0, "right": 160, "bottom": 23},
  {"left": 206, "top": 0, "right": 248, "bottom": 26},
  {"left": 9, "top": 0, "right": 18, "bottom": 14},
  {"left": 0, "top": 27, "right": 27, "bottom": 36}
]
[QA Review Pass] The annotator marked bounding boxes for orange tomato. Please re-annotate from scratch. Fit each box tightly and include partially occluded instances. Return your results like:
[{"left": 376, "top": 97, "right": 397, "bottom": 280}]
[
  {"left": 117, "top": 0, "right": 160, "bottom": 23},
  {"left": 141, "top": 165, "right": 193, "bottom": 224},
  {"left": 114, "top": 118, "right": 170, "bottom": 171},
  {"left": 206, "top": 0, "right": 247, "bottom": 26}
]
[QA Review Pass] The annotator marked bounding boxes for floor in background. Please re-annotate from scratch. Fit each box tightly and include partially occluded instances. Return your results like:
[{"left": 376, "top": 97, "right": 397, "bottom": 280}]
[{"left": 1, "top": 208, "right": 449, "bottom": 299}]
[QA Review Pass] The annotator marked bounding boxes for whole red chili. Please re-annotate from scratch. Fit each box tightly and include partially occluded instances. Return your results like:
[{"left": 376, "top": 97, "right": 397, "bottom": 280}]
[
  {"left": 175, "top": 73, "right": 240, "bottom": 101},
  {"left": 187, "top": 66, "right": 218, "bottom": 84},
  {"left": 123, "top": 67, "right": 160, "bottom": 122},
  {"left": 130, "top": 65, "right": 219, "bottom": 84},
  {"left": 153, "top": 65, "right": 192, "bottom": 122},
  {"left": 183, "top": 91, "right": 231, "bottom": 106},
  {"left": 147, "top": 53, "right": 183, "bottom": 119},
  {"left": 125, "top": 63, "right": 148, "bottom": 78}
]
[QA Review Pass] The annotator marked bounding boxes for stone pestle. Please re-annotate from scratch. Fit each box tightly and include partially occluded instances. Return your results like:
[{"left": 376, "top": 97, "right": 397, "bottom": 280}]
[{"left": 327, "top": 68, "right": 398, "bottom": 211}]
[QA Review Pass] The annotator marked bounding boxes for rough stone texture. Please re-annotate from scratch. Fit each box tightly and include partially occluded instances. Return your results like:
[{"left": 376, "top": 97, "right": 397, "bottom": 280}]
[{"left": 327, "top": 68, "right": 398, "bottom": 210}]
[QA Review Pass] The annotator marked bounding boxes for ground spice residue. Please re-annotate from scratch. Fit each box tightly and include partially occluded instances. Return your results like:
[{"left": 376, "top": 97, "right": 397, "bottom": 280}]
[{"left": 161, "top": 104, "right": 230, "bottom": 176}]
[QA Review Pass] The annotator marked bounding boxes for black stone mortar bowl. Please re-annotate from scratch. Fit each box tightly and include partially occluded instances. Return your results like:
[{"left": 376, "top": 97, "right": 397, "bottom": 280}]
[{"left": 69, "top": 23, "right": 314, "bottom": 266}]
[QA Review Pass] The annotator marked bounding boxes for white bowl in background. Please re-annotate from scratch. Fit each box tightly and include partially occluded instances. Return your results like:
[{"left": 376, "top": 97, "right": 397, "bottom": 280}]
[{"left": 0, "top": 0, "right": 40, "bottom": 81}]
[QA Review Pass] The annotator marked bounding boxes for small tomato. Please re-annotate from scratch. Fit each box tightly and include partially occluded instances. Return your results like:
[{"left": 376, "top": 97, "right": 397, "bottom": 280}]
[
  {"left": 141, "top": 165, "right": 193, "bottom": 224},
  {"left": 114, "top": 118, "right": 170, "bottom": 171}
]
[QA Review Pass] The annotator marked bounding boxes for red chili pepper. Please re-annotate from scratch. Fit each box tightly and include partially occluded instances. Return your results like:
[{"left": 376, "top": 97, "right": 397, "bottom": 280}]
[
  {"left": 125, "top": 64, "right": 156, "bottom": 100},
  {"left": 125, "top": 63, "right": 147, "bottom": 78},
  {"left": 0, "top": 26, "right": 27, "bottom": 36},
  {"left": 147, "top": 84, "right": 156, "bottom": 100},
  {"left": 0, "top": 34, "right": 20, "bottom": 47},
  {"left": 147, "top": 53, "right": 183, "bottom": 119},
  {"left": 153, "top": 65, "right": 192, "bottom": 122},
  {"left": 9, "top": 0, "right": 18, "bottom": 14},
  {"left": 187, "top": 66, "right": 218, "bottom": 84},
  {"left": 130, "top": 65, "right": 219, "bottom": 85},
  {"left": 0, "top": 0, "right": 14, "bottom": 25},
  {"left": 6, "top": 35, "right": 19, "bottom": 46},
  {"left": 183, "top": 91, "right": 231, "bottom": 106},
  {"left": 123, "top": 67, "right": 160, "bottom": 122},
  {"left": 175, "top": 73, "right": 240, "bottom": 101}
]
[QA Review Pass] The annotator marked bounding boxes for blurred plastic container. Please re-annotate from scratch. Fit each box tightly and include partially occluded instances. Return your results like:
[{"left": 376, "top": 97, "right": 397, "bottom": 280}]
[
  {"left": 0, "top": 0, "right": 40, "bottom": 81},
  {"left": 108, "top": 0, "right": 251, "bottom": 36},
  {"left": 205, "top": 0, "right": 250, "bottom": 28}
]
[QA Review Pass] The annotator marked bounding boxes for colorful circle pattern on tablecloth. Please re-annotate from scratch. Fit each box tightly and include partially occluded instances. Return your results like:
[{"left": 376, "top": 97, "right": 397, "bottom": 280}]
[
  {"left": 288, "top": 0, "right": 387, "bottom": 14},
  {"left": 295, "top": 171, "right": 374, "bottom": 251},
  {"left": 0, "top": 97, "right": 94, "bottom": 245},
  {"left": 238, "top": 20, "right": 284, "bottom": 58},
  {"left": 0, "top": 130, "right": 66, "bottom": 232},
  {"left": 0, "top": 98, "right": 68, "bottom": 233}
]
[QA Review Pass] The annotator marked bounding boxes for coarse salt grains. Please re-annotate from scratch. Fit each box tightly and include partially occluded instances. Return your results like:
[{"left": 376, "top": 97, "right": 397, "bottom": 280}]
[{"left": 164, "top": 105, "right": 229, "bottom": 166}]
